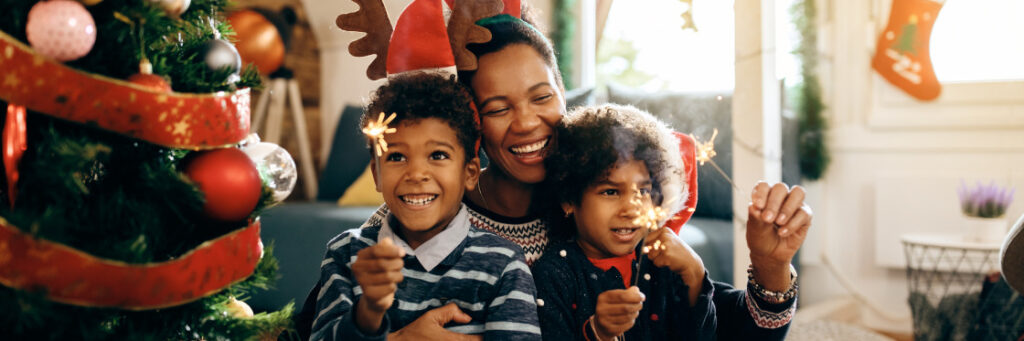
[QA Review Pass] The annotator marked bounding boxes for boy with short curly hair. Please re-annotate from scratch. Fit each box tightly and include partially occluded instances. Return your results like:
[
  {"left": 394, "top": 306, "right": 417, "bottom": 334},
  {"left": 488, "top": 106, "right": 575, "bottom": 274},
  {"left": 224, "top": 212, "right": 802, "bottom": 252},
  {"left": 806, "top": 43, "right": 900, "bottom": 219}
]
[{"left": 312, "top": 72, "right": 540, "bottom": 341}]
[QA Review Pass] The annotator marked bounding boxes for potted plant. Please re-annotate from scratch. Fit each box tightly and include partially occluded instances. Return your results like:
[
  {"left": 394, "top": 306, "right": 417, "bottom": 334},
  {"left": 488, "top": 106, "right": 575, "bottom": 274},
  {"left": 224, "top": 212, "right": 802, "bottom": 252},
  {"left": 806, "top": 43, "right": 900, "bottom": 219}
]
[{"left": 959, "top": 180, "right": 1016, "bottom": 243}]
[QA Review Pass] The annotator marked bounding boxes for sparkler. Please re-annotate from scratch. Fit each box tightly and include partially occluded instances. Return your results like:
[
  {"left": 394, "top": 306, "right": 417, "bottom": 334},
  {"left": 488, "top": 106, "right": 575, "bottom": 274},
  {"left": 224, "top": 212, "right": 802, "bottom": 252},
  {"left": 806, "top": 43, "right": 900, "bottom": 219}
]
[
  {"left": 362, "top": 112, "right": 398, "bottom": 190},
  {"left": 362, "top": 112, "right": 398, "bottom": 157},
  {"left": 694, "top": 128, "right": 740, "bottom": 192},
  {"left": 631, "top": 184, "right": 668, "bottom": 287}
]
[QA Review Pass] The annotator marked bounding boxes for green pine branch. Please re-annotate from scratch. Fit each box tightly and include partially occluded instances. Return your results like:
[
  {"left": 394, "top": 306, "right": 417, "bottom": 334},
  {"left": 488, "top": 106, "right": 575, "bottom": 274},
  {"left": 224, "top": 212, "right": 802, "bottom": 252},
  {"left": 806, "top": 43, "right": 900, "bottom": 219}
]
[{"left": 791, "top": 0, "right": 830, "bottom": 180}]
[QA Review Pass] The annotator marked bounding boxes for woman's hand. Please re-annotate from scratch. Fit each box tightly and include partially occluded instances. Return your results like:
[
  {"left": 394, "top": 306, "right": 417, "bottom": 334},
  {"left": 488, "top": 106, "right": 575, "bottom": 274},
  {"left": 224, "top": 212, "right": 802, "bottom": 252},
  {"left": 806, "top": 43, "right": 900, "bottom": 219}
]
[
  {"left": 593, "top": 287, "right": 645, "bottom": 340},
  {"left": 746, "top": 181, "right": 812, "bottom": 291},
  {"left": 388, "top": 303, "right": 482, "bottom": 341}
]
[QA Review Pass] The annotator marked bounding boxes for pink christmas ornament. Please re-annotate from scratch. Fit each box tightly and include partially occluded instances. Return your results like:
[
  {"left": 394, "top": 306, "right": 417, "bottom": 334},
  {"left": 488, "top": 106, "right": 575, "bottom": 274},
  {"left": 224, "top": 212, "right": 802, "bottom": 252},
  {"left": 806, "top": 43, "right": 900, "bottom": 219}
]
[{"left": 26, "top": 0, "right": 97, "bottom": 62}]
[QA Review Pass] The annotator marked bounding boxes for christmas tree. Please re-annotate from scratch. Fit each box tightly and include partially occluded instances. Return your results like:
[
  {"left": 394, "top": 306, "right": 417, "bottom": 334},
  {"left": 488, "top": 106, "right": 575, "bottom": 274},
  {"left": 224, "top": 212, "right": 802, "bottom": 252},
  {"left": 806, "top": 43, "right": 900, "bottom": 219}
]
[{"left": 0, "top": 0, "right": 296, "bottom": 339}]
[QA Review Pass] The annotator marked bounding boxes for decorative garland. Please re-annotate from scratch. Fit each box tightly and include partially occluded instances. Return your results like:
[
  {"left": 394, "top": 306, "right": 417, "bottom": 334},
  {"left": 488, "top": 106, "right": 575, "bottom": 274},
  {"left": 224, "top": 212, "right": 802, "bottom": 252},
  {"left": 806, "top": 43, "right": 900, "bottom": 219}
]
[
  {"left": 0, "top": 31, "right": 251, "bottom": 150},
  {"left": 791, "top": 0, "right": 829, "bottom": 180},
  {"left": 0, "top": 218, "right": 263, "bottom": 310}
]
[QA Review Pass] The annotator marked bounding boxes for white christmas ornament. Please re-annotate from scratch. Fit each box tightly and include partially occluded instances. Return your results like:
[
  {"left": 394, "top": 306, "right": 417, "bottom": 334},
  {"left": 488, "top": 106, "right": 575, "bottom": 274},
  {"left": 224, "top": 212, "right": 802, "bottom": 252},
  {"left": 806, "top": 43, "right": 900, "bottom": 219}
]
[{"left": 148, "top": 0, "right": 191, "bottom": 16}]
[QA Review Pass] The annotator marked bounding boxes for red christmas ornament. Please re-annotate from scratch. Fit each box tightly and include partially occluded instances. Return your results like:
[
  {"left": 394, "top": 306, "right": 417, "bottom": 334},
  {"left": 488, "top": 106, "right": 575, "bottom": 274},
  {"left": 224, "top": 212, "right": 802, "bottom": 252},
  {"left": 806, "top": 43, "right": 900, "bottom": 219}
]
[
  {"left": 128, "top": 73, "right": 171, "bottom": 92},
  {"left": 4, "top": 104, "right": 27, "bottom": 206},
  {"left": 185, "top": 148, "right": 262, "bottom": 222},
  {"left": 128, "top": 60, "right": 172, "bottom": 92}
]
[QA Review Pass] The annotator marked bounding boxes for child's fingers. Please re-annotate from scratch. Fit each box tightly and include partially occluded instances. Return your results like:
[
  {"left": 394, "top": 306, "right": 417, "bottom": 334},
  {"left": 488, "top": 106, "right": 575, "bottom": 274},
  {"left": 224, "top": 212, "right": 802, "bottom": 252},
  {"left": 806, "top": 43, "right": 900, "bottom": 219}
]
[
  {"left": 371, "top": 237, "right": 407, "bottom": 258},
  {"left": 597, "top": 288, "right": 645, "bottom": 306},
  {"left": 356, "top": 270, "right": 404, "bottom": 285},
  {"left": 353, "top": 257, "right": 405, "bottom": 273}
]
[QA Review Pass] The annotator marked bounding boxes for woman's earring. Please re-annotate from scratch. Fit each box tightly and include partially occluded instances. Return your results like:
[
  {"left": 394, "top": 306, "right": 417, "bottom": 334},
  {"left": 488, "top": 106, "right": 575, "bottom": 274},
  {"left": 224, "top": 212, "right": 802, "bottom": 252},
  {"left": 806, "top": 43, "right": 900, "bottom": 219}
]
[{"left": 564, "top": 210, "right": 572, "bottom": 218}]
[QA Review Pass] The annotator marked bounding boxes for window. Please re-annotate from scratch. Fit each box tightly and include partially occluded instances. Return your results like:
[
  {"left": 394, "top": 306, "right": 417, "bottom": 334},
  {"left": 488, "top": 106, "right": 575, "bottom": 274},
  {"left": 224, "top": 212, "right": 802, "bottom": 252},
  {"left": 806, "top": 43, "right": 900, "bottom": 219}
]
[
  {"left": 931, "top": 0, "right": 1024, "bottom": 83},
  {"left": 597, "top": 0, "right": 736, "bottom": 92}
]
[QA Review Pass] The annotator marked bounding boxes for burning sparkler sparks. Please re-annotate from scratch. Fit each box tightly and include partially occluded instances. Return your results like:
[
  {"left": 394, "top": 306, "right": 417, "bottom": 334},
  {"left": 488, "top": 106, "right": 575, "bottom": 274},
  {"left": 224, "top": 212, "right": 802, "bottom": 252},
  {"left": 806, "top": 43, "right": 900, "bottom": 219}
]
[
  {"left": 693, "top": 128, "right": 740, "bottom": 192},
  {"left": 362, "top": 112, "right": 397, "bottom": 156}
]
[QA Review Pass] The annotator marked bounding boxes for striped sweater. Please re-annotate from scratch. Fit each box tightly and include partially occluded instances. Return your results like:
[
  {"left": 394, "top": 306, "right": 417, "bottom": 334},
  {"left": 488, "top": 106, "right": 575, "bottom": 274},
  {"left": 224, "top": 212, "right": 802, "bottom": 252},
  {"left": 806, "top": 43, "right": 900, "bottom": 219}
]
[
  {"left": 313, "top": 213, "right": 541, "bottom": 341},
  {"left": 361, "top": 199, "right": 549, "bottom": 265}
]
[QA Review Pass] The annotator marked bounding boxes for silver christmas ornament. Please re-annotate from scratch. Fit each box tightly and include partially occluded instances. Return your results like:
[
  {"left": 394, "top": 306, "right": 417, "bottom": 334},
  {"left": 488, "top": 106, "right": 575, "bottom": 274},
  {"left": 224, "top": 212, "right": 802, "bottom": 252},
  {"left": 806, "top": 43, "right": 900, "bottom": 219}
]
[{"left": 243, "top": 141, "right": 297, "bottom": 203}]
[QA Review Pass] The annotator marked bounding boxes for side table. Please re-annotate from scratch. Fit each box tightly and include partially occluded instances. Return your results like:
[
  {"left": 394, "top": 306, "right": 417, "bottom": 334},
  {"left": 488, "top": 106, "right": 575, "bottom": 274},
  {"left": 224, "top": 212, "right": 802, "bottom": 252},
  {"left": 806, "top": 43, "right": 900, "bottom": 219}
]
[{"left": 901, "top": 233, "right": 1022, "bottom": 341}]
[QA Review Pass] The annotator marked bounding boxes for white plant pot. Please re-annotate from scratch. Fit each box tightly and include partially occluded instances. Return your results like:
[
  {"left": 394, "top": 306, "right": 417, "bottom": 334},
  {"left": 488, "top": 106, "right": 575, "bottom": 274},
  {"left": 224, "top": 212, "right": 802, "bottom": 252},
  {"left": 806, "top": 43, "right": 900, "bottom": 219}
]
[{"left": 963, "top": 216, "right": 1009, "bottom": 243}]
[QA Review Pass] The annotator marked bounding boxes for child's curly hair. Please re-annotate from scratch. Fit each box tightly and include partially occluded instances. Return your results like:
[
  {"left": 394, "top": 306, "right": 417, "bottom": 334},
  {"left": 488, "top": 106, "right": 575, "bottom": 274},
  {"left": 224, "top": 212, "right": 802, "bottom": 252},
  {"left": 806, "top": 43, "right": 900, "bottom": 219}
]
[
  {"left": 542, "top": 104, "right": 686, "bottom": 238},
  {"left": 363, "top": 72, "right": 480, "bottom": 161}
]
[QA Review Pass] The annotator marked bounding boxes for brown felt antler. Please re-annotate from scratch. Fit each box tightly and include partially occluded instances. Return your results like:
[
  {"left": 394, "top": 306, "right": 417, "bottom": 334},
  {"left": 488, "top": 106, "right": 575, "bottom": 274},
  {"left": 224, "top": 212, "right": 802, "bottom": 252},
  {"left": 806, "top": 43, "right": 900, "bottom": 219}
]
[
  {"left": 448, "top": 0, "right": 504, "bottom": 71},
  {"left": 336, "top": 0, "right": 393, "bottom": 80}
]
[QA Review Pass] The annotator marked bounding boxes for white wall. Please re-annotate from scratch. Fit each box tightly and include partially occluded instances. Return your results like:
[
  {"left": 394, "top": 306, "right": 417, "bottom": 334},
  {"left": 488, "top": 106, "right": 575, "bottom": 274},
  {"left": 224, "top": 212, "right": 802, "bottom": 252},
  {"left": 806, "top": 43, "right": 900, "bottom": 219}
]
[
  {"left": 300, "top": 0, "right": 554, "bottom": 163},
  {"left": 799, "top": 0, "right": 1024, "bottom": 332}
]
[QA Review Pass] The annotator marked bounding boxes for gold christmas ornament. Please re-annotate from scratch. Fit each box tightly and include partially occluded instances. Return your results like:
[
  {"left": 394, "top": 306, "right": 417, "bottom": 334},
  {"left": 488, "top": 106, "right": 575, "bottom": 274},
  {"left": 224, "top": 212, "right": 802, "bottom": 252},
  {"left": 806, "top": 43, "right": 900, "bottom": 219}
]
[{"left": 225, "top": 296, "right": 254, "bottom": 318}]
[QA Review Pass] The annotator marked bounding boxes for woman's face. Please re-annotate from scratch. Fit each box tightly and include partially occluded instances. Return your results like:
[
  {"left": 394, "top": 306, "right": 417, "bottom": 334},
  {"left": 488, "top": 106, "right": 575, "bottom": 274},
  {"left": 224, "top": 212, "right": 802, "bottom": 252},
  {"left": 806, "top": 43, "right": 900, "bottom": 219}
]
[{"left": 471, "top": 44, "right": 565, "bottom": 185}]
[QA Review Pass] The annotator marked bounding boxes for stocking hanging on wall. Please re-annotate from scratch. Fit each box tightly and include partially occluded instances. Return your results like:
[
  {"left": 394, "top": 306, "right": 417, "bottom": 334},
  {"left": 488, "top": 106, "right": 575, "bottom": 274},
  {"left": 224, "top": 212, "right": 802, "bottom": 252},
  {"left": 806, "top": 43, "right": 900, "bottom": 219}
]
[{"left": 871, "top": 0, "right": 944, "bottom": 101}]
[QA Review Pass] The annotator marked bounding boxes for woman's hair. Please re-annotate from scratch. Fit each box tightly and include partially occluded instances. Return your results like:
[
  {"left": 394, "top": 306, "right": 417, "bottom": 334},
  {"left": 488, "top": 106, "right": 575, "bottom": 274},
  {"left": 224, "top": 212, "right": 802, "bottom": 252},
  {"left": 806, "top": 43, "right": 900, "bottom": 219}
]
[
  {"left": 540, "top": 104, "right": 686, "bottom": 238},
  {"left": 458, "top": 15, "right": 563, "bottom": 90},
  {"left": 363, "top": 72, "right": 480, "bottom": 161}
]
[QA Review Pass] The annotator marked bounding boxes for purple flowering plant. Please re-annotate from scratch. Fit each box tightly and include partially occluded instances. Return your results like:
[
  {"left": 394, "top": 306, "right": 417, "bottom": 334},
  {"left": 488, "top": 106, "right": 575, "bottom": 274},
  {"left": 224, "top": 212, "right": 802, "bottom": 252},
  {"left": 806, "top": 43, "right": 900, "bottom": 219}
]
[{"left": 958, "top": 180, "right": 1016, "bottom": 218}]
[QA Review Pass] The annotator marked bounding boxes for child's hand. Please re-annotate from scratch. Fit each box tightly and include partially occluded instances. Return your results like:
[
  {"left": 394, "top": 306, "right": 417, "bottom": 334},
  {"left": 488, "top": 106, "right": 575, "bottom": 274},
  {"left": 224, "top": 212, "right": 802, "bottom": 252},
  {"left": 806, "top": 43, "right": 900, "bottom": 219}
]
[
  {"left": 644, "top": 227, "right": 705, "bottom": 285},
  {"left": 353, "top": 237, "right": 406, "bottom": 313},
  {"left": 644, "top": 227, "right": 707, "bottom": 306},
  {"left": 593, "top": 286, "right": 645, "bottom": 340}
]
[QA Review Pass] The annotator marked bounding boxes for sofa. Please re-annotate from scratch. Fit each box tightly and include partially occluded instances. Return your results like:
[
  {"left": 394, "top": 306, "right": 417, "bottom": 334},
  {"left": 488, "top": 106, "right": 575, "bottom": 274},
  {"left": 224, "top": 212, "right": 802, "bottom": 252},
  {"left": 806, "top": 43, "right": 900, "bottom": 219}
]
[{"left": 248, "top": 85, "right": 800, "bottom": 312}]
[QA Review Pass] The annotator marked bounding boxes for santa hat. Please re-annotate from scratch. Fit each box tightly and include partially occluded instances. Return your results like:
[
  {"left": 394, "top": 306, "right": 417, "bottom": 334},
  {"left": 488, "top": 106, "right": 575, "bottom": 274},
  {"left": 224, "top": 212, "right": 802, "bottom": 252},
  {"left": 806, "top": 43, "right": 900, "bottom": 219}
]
[
  {"left": 561, "top": 104, "right": 698, "bottom": 232},
  {"left": 385, "top": 0, "right": 457, "bottom": 77},
  {"left": 337, "top": 0, "right": 520, "bottom": 80}
]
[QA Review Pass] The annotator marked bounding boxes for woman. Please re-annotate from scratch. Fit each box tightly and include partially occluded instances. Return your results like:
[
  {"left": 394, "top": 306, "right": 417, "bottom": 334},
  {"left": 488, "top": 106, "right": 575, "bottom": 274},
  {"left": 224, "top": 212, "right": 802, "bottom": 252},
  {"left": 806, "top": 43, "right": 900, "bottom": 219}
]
[{"left": 307, "top": 13, "right": 811, "bottom": 341}]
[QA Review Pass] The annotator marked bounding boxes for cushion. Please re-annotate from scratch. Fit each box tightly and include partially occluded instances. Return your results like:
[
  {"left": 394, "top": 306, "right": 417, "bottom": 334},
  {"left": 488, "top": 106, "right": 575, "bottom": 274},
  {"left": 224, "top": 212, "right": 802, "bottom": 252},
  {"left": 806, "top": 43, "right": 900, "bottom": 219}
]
[
  {"left": 318, "top": 105, "right": 372, "bottom": 201},
  {"left": 564, "top": 86, "right": 596, "bottom": 110},
  {"left": 337, "top": 165, "right": 385, "bottom": 206},
  {"left": 607, "top": 84, "right": 734, "bottom": 220}
]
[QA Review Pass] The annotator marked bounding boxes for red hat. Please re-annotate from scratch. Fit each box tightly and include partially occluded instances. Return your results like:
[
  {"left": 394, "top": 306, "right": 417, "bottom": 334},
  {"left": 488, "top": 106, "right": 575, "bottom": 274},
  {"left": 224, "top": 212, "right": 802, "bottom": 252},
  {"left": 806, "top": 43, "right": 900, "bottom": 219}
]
[
  {"left": 337, "top": 0, "right": 517, "bottom": 80},
  {"left": 385, "top": 0, "right": 457, "bottom": 77}
]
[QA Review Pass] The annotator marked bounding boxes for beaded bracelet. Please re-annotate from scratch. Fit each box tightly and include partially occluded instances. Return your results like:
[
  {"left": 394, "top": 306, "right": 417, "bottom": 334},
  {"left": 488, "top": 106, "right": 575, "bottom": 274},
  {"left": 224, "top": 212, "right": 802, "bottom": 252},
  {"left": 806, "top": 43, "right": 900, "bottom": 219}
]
[{"left": 747, "top": 264, "right": 798, "bottom": 304}]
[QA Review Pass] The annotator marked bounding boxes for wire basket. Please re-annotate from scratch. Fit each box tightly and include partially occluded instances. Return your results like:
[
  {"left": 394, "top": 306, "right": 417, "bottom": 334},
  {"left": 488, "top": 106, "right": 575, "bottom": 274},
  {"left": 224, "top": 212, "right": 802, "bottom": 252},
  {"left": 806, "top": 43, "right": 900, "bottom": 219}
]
[{"left": 902, "top": 235, "right": 1024, "bottom": 340}]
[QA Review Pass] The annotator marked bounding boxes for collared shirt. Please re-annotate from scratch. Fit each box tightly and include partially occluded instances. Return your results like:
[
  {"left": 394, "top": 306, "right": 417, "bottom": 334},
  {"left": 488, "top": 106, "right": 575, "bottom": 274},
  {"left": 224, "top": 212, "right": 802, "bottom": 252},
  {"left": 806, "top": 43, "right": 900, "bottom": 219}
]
[
  {"left": 312, "top": 205, "right": 541, "bottom": 341},
  {"left": 378, "top": 204, "right": 470, "bottom": 272}
]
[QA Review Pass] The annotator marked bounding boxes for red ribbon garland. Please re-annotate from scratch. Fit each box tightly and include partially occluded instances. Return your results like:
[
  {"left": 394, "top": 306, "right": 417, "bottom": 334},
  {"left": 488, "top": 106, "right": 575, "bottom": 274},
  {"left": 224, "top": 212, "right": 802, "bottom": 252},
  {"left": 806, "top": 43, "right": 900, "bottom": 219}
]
[{"left": 3, "top": 104, "right": 26, "bottom": 207}]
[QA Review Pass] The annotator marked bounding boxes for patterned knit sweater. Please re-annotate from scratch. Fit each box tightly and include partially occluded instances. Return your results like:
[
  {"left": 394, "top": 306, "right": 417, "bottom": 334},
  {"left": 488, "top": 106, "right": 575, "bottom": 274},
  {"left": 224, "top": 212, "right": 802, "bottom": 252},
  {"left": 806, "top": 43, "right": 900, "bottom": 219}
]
[
  {"left": 313, "top": 216, "right": 541, "bottom": 340},
  {"left": 360, "top": 199, "right": 549, "bottom": 265}
]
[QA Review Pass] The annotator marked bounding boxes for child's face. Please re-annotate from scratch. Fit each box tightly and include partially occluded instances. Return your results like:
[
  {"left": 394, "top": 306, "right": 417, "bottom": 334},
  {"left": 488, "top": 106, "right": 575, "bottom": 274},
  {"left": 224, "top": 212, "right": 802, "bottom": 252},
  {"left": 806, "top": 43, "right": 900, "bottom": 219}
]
[
  {"left": 566, "top": 159, "right": 653, "bottom": 259},
  {"left": 372, "top": 118, "right": 481, "bottom": 242}
]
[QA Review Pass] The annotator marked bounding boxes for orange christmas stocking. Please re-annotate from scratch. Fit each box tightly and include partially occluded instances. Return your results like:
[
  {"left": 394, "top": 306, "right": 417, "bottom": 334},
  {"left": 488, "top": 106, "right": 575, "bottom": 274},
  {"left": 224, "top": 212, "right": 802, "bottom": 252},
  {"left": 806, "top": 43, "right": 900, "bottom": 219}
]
[{"left": 871, "top": 0, "right": 943, "bottom": 101}]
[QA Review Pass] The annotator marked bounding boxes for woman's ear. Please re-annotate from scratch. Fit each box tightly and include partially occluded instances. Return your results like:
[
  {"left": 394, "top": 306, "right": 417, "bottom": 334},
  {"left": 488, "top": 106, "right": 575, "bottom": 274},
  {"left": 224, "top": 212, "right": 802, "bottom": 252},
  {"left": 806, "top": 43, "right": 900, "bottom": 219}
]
[{"left": 464, "top": 156, "right": 482, "bottom": 191}]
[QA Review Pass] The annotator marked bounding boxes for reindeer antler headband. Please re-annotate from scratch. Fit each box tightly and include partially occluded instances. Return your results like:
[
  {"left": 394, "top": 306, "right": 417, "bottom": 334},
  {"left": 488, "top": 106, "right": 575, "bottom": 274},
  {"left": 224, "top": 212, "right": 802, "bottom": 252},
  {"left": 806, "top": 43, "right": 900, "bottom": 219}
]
[{"left": 337, "top": 0, "right": 521, "bottom": 80}]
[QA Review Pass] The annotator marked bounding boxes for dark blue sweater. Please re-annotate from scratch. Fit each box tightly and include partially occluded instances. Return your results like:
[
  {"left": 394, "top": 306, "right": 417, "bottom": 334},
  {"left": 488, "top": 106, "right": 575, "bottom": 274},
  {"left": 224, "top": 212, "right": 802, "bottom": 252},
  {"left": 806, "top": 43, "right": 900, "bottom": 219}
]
[{"left": 533, "top": 241, "right": 717, "bottom": 341}]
